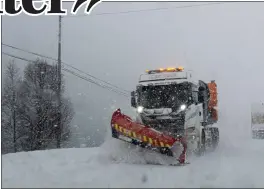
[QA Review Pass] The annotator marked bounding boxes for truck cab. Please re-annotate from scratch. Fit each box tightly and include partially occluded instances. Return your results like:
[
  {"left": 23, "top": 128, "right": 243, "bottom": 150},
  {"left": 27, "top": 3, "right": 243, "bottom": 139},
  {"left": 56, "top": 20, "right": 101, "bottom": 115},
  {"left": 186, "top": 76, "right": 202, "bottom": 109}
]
[{"left": 131, "top": 67, "right": 219, "bottom": 153}]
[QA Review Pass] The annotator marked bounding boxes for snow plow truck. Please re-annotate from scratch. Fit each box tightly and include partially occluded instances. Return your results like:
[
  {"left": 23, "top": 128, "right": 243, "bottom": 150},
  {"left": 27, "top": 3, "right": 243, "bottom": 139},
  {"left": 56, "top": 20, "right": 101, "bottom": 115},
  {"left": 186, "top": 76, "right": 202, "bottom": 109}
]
[{"left": 110, "top": 67, "right": 219, "bottom": 165}]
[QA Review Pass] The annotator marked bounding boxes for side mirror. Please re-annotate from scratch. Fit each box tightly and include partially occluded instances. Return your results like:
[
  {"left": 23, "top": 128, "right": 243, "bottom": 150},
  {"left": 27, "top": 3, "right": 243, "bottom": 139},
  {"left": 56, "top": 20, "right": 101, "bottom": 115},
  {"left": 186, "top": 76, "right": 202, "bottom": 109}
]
[
  {"left": 198, "top": 86, "right": 205, "bottom": 103},
  {"left": 131, "top": 91, "right": 136, "bottom": 108}
]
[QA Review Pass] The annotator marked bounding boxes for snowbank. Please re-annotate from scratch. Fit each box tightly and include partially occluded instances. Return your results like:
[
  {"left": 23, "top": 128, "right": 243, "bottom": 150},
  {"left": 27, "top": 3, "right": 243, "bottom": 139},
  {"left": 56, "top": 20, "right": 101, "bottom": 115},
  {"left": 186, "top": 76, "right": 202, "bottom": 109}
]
[{"left": 2, "top": 138, "right": 264, "bottom": 188}]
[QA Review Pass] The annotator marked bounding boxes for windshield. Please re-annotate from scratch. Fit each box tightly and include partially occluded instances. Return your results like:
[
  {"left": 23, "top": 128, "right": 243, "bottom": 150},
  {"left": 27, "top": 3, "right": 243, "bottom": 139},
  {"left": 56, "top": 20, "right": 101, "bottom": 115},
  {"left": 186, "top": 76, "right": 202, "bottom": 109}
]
[{"left": 138, "top": 83, "right": 191, "bottom": 109}]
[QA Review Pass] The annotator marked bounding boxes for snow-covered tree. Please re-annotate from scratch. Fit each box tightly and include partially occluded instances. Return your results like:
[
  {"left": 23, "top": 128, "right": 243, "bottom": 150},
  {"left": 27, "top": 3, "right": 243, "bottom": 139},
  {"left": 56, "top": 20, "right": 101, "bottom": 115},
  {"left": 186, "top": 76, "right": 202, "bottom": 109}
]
[
  {"left": 2, "top": 58, "right": 74, "bottom": 154},
  {"left": 1, "top": 60, "right": 22, "bottom": 153},
  {"left": 18, "top": 59, "right": 74, "bottom": 150}
]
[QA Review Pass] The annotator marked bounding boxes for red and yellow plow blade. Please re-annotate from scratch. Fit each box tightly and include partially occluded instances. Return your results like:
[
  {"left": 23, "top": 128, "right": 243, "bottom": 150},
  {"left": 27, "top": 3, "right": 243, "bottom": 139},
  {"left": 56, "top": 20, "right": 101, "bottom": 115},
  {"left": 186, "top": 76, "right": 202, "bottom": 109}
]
[{"left": 110, "top": 109, "right": 187, "bottom": 164}]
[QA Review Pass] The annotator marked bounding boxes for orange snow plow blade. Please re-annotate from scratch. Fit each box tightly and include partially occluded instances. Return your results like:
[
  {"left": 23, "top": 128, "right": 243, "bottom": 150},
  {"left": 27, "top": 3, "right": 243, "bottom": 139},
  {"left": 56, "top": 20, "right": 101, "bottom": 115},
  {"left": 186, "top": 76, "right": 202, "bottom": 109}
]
[{"left": 110, "top": 109, "right": 187, "bottom": 164}]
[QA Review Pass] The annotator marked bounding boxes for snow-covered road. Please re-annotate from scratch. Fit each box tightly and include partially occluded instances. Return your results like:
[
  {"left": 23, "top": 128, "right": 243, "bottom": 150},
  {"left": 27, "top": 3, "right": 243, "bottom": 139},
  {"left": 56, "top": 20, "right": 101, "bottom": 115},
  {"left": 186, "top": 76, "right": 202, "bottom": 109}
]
[{"left": 2, "top": 134, "right": 264, "bottom": 188}]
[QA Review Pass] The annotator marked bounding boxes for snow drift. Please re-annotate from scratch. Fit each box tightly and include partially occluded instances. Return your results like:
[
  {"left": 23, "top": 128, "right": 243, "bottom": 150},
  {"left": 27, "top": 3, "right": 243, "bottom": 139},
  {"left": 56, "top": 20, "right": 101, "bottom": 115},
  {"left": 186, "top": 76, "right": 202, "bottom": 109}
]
[{"left": 2, "top": 136, "right": 264, "bottom": 188}]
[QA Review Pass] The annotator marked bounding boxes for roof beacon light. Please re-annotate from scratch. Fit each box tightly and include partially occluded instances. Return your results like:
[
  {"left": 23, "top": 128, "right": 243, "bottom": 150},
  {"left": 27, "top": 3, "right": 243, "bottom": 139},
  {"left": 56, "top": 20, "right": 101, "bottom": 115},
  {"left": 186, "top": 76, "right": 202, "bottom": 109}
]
[
  {"left": 167, "top": 67, "right": 176, "bottom": 72},
  {"left": 146, "top": 66, "right": 184, "bottom": 74},
  {"left": 177, "top": 66, "right": 184, "bottom": 71}
]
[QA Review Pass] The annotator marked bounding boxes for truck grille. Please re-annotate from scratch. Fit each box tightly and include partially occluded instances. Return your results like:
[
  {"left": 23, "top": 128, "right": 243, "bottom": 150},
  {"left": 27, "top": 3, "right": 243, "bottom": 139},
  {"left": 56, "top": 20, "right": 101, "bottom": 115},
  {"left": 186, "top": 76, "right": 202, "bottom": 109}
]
[{"left": 142, "top": 113, "right": 185, "bottom": 137}]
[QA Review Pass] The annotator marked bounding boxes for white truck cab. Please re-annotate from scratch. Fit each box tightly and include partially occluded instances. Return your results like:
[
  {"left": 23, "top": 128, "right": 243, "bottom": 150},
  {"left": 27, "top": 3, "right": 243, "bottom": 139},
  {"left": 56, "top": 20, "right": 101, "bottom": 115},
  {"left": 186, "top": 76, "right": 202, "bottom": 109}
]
[{"left": 131, "top": 67, "right": 219, "bottom": 154}]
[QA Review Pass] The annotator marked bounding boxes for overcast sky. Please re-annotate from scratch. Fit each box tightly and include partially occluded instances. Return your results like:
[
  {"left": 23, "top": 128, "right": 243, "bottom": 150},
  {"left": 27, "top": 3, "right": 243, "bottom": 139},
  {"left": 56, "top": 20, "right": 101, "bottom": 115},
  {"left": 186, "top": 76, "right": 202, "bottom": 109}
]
[{"left": 2, "top": 2, "right": 264, "bottom": 147}]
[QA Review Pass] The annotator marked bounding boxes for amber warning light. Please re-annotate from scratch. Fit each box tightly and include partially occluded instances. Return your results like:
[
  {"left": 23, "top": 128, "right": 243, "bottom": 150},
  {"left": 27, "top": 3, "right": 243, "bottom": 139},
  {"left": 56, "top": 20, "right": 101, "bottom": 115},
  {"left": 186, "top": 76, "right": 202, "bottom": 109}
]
[{"left": 146, "top": 67, "right": 184, "bottom": 74}]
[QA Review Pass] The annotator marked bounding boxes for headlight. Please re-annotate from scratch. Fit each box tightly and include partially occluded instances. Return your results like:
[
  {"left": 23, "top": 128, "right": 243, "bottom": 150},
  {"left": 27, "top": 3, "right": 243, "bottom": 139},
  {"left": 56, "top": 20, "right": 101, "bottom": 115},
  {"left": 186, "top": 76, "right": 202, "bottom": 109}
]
[
  {"left": 180, "top": 104, "right": 186, "bottom": 111},
  {"left": 137, "top": 106, "right": 144, "bottom": 113}
]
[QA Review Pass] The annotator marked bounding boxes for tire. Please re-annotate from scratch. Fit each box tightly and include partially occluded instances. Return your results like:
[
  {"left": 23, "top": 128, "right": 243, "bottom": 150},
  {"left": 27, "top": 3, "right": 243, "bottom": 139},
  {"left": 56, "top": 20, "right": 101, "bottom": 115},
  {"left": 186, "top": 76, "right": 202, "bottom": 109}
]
[{"left": 211, "top": 127, "right": 219, "bottom": 149}]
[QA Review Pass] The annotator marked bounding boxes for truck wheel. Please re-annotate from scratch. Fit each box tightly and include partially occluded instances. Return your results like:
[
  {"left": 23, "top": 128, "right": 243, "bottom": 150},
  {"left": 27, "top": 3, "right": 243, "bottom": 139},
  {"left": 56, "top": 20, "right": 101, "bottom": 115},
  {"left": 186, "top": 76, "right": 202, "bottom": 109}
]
[
  {"left": 196, "top": 130, "right": 206, "bottom": 156},
  {"left": 211, "top": 127, "right": 219, "bottom": 149}
]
